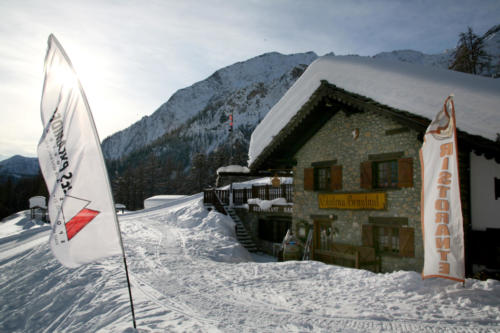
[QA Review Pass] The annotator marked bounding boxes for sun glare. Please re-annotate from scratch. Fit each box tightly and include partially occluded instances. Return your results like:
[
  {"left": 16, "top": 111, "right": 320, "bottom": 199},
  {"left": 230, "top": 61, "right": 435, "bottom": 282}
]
[{"left": 49, "top": 62, "right": 79, "bottom": 90}]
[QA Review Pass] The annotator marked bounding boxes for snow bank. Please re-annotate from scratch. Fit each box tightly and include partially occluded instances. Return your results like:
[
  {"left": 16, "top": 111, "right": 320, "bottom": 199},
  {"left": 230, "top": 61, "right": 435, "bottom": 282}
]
[
  {"left": 0, "top": 210, "right": 48, "bottom": 238},
  {"left": 131, "top": 197, "right": 253, "bottom": 263},
  {"left": 219, "top": 177, "right": 293, "bottom": 190},
  {"left": 247, "top": 197, "right": 289, "bottom": 210},
  {"left": 249, "top": 55, "right": 500, "bottom": 166},
  {"left": 143, "top": 195, "right": 187, "bottom": 209}
]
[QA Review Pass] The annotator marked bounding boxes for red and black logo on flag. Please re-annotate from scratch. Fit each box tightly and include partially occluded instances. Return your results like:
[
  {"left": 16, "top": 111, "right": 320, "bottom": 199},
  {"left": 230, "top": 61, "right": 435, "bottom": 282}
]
[{"left": 62, "top": 196, "right": 100, "bottom": 240}]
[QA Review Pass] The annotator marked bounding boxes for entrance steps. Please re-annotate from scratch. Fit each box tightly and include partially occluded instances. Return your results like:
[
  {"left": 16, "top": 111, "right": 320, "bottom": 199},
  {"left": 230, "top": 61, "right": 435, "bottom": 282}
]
[{"left": 225, "top": 206, "right": 258, "bottom": 253}]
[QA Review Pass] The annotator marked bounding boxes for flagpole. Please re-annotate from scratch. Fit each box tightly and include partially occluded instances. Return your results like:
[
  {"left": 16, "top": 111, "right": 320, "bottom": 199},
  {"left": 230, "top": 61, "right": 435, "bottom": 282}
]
[
  {"left": 117, "top": 224, "right": 137, "bottom": 329},
  {"left": 44, "top": 35, "right": 138, "bottom": 328}
]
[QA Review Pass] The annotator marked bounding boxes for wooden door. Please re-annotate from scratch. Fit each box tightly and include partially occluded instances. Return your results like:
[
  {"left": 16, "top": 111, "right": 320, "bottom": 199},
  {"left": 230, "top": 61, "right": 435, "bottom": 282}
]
[{"left": 313, "top": 219, "right": 335, "bottom": 264}]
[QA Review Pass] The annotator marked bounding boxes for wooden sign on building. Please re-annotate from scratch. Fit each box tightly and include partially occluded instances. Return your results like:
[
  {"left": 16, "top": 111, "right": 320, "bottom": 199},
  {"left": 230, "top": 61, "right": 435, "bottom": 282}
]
[{"left": 318, "top": 192, "right": 387, "bottom": 210}]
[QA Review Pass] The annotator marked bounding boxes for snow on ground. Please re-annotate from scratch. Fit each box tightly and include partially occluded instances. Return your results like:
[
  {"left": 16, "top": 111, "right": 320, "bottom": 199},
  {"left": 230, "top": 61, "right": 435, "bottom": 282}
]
[
  {"left": 1, "top": 195, "right": 500, "bottom": 332},
  {"left": 0, "top": 210, "right": 49, "bottom": 238}
]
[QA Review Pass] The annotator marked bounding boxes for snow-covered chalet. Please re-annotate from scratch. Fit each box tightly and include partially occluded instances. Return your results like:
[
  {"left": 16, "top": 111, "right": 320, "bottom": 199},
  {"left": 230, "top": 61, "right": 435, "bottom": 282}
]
[{"left": 248, "top": 55, "right": 500, "bottom": 275}]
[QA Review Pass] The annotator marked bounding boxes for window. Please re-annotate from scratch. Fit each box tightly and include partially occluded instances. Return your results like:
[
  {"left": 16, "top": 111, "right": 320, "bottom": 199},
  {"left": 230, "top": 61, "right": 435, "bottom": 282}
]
[
  {"left": 374, "top": 160, "right": 398, "bottom": 189},
  {"left": 315, "top": 167, "right": 331, "bottom": 191},
  {"left": 360, "top": 154, "right": 413, "bottom": 189},
  {"left": 362, "top": 217, "right": 414, "bottom": 257},
  {"left": 304, "top": 161, "right": 342, "bottom": 192},
  {"left": 375, "top": 226, "right": 399, "bottom": 254}
]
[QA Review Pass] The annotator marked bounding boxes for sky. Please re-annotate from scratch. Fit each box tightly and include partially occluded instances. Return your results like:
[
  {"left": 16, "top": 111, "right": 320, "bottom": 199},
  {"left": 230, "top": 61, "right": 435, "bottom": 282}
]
[{"left": 0, "top": 0, "right": 499, "bottom": 160}]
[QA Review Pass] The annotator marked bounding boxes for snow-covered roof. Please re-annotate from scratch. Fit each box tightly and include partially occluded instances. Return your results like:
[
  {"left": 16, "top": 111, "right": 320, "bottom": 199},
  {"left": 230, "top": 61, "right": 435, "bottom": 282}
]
[
  {"left": 249, "top": 55, "right": 500, "bottom": 167},
  {"left": 216, "top": 165, "right": 250, "bottom": 175},
  {"left": 29, "top": 196, "right": 46, "bottom": 209},
  {"left": 218, "top": 177, "right": 293, "bottom": 190},
  {"left": 144, "top": 195, "right": 187, "bottom": 201}
]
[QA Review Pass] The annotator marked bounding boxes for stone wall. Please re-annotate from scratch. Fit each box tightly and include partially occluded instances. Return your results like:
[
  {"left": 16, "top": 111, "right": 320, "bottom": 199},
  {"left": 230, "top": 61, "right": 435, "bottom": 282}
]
[{"left": 293, "top": 109, "right": 424, "bottom": 272}]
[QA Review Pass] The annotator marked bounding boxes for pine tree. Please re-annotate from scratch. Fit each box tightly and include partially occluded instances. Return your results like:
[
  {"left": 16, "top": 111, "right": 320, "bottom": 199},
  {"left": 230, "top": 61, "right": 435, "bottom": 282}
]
[
  {"left": 190, "top": 153, "right": 209, "bottom": 193},
  {"left": 449, "top": 27, "right": 491, "bottom": 75}
]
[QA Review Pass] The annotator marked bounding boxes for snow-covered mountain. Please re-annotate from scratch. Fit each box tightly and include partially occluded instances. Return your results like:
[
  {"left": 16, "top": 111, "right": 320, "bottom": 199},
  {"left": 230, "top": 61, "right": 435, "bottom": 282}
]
[
  {"left": 0, "top": 155, "right": 39, "bottom": 181},
  {"left": 102, "top": 25, "right": 500, "bottom": 164},
  {"left": 373, "top": 49, "right": 453, "bottom": 68},
  {"left": 102, "top": 52, "right": 318, "bottom": 161}
]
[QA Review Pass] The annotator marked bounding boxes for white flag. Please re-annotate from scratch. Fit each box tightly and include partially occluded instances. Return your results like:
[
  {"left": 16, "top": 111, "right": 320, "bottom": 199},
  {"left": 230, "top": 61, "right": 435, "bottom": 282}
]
[
  {"left": 38, "top": 34, "right": 122, "bottom": 267},
  {"left": 420, "top": 95, "right": 465, "bottom": 282}
]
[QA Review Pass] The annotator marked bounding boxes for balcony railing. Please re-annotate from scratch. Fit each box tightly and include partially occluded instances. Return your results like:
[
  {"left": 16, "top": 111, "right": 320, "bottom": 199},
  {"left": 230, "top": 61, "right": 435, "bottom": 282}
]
[{"left": 204, "top": 184, "right": 293, "bottom": 207}]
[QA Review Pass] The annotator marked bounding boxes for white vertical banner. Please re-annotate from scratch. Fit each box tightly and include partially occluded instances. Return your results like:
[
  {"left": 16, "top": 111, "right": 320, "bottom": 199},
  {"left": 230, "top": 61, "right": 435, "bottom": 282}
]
[
  {"left": 420, "top": 95, "right": 465, "bottom": 282},
  {"left": 38, "top": 34, "right": 122, "bottom": 267}
]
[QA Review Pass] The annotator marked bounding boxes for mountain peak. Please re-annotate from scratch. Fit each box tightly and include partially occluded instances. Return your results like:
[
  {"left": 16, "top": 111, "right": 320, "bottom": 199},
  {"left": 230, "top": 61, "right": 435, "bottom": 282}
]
[
  {"left": 101, "top": 51, "right": 319, "bottom": 160},
  {"left": 0, "top": 155, "right": 39, "bottom": 180}
]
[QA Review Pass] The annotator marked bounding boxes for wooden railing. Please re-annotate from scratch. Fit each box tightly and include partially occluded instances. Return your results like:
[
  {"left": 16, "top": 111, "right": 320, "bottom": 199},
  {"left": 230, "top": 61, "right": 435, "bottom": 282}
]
[
  {"left": 204, "top": 184, "right": 293, "bottom": 207},
  {"left": 207, "top": 190, "right": 227, "bottom": 215},
  {"left": 248, "top": 204, "right": 293, "bottom": 214},
  {"left": 234, "top": 184, "right": 293, "bottom": 205},
  {"left": 204, "top": 189, "right": 230, "bottom": 206}
]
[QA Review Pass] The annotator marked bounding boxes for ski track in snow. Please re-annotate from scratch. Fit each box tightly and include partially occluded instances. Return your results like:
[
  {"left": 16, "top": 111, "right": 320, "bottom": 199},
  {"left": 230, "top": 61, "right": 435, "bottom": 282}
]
[{"left": 1, "top": 195, "right": 499, "bottom": 332}]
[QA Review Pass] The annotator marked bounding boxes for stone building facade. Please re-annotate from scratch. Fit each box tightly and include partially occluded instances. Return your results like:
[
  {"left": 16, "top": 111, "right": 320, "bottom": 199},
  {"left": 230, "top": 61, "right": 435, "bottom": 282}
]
[
  {"left": 248, "top": 58, "right": 500, "bottom": 276},
  {"left": 292, "top": 108, "right": 423, "bottom": 272}
]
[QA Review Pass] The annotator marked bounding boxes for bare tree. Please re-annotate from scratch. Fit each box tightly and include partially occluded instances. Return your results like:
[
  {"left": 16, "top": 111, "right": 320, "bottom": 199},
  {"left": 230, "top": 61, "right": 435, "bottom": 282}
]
[{"left": 449, "top": 27, "right": 491, "bottom": 75}]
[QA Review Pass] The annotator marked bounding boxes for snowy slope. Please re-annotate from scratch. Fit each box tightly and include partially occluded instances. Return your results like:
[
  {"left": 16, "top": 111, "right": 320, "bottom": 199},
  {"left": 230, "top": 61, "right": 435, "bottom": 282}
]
[
  {"left": 1, "top": 195, "right": 500, "bottom": 332},
  {"left": 249, "top": 55, "right": 500, "bottom": 167}
]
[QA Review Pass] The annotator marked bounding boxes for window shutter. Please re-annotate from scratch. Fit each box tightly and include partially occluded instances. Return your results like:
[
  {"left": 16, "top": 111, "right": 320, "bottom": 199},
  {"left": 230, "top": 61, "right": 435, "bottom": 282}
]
[
  {"left": 304, "top": 168, "right": 314, "bottom": 191},
  {"left": 360, "top": 161, "right": 372, "bottom": 189},
  {"left": 399, "top": 227, "right": 414, "bottom": 257},
  {"left": 330, "top": 165, "right": 342, "bottom": 190},
  {"left": 362, "top": 224, "right": 374, "bottom": 247},
  {"left": 398, "top": 158, "right": 413, "bottom": 188}
]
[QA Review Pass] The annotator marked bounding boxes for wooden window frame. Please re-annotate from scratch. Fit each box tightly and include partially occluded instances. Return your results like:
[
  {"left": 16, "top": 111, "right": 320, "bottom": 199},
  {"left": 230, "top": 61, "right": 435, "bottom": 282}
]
[
  {"left": 373, "top": 160, "right": 398, "bottom": 189},
  {"left": 362, "top": 217, "right": 414, "bottom": 258},
  {"left": 304, "top": 160, "right": 342, "bottom": 192},
  {"left": 360, "top": 153, "right": 413, "bottom": 190},
  {"left": 315, "top": 166, "right": 331, "bottom": 191}
]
